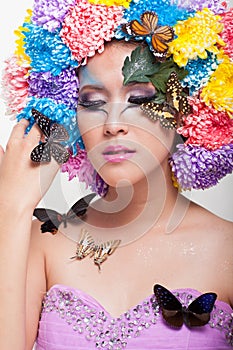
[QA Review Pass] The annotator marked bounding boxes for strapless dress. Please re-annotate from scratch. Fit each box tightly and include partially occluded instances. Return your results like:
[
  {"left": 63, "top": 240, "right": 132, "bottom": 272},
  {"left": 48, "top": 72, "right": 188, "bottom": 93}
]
[{"left": 35, "top": 284, "right": 233, "bottom": 349}]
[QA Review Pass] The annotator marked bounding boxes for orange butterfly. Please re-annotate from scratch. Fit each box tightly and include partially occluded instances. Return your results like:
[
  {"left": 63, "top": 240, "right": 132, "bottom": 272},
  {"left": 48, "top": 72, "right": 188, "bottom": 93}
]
[{"left": 122, "top": 11, "right": 174, "bottom": 60}]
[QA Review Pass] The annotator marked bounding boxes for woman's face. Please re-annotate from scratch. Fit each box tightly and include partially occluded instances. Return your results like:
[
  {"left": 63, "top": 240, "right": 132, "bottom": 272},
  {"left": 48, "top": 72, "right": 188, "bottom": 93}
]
[{"left": 77, "top": 43, "right": 175, "bottom": 188}]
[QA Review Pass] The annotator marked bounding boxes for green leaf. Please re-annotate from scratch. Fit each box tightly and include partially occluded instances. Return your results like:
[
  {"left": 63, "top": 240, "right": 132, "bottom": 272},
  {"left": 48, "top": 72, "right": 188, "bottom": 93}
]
[
  {"left": 122, "top": 46, "right": 160, "bottom": 85},
  {"left": 150, "top": 59, "right": 188, "bottom": 93}
]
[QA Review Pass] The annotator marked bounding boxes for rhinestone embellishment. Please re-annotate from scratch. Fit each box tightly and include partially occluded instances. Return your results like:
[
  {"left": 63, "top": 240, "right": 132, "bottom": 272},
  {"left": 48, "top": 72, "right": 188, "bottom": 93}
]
[{"left": 41, "top": 288, "right": 233, "bottom": 348}]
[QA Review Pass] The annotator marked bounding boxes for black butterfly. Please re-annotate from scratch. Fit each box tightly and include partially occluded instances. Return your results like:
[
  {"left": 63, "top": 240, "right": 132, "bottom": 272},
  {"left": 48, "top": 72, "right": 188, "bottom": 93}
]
[
  {"left": 154, "top": 284, "right": 217, "bottom": 328},
  {"left": 140, "top": 72, "right": 191, "bottom": 129},
  {"left": 33, "top": 193, "right": 96, "bottom": 234},
  {"left": 30, "top": 108, "right": 70, "bottom": 164}
]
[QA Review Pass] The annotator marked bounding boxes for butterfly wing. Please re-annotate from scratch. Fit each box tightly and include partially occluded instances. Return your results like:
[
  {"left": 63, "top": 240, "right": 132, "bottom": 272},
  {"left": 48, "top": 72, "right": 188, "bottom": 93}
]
[
  {"left": 154, "top": 26, "right": 174, "bottom": 43},
  {"left": 140, "top": 11, "right": 158, "bottom": 32},
  {"left": 71, "top": 228, "right": 95, "bottom": 260},
  {"left": 140, "top": 102, "right": 163, "bottom": 122},
  {"left": 178, "top": 95, "right": 191, "bottom": 116},
  {"left": 185, "top": 293, "right": 217, "bottom": 327},
  {"left": 151, "top": 35, "right": 169, "bottom": 58},
  {"left": 50, "top": 123, "right": 69, "bottom": 142},
  {"left": 166, "top": 72, "right": 183, "bottom": 108},
  {"left": 165, "top": 72, "right": 190, "bottom": 126},
  {"left": 130, "top": 19, "right": 151, "bottom": 36},
  {"left": 50, "top": 142, "right": 70, "bottom": 164},
  {"left": 93, "top": 239, "right": 121, "bottom": 270},
  {"left": 33, "top": 208, "right": 61, "bottom": 234},
  {"left": 154, "top": 284, "right": 184, "bottom": 327},
  {"left": 140, "top": 102, "right": 176, "bottom": 129},
  {"left": 66, "top": 193, "right": 96, "bottom": 222},
  {"left": 31, "top": 108, "right": 51, "bottom": 138},
  {"left": 30, "top": 142, "right": 51, "bottom": 162}
]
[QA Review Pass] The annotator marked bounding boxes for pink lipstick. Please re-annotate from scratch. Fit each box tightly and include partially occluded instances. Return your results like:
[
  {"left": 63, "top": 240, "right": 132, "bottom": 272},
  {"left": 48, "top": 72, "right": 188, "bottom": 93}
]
[{"left": 102, "top": 145, "right": 135, "bottom": 163}]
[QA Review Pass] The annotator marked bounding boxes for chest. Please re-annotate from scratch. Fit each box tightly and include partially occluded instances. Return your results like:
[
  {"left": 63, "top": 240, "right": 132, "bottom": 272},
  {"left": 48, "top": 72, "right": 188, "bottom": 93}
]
[{"left": 44, "top": 230, "right": 225, "bottom": 318}]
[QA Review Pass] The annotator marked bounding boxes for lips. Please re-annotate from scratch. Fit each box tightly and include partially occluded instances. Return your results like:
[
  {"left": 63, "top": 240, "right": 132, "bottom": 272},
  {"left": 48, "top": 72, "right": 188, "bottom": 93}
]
[{"left": 102, "top": 145, "right": 135, "bottom": 163}]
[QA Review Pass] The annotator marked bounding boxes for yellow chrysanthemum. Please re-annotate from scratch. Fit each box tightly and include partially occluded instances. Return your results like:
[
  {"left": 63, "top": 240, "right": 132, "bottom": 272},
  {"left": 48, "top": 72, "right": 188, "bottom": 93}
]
[
  {"left": 14, "top": 9, "right": 32, "bottom": 65},
  {"left": 88, "top": 0, "right": 131, "bottom": 7},
  {"left": 169, "top": 8, "right": 225, "bottom": 67},
  {"left": 201, "top": 59, "right": 233, "bottom": 116}
]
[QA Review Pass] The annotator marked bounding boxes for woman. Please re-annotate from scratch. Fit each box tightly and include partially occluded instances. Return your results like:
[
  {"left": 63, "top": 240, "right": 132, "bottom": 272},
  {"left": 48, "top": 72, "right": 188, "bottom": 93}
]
[{"left": 0, "top": 0, "right": 232, "bottom": 349}]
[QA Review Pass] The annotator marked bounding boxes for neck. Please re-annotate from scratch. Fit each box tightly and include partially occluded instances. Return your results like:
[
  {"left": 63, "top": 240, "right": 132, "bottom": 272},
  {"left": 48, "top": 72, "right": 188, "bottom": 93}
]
[{"left": 86, "top": 160, "right": 190, "bottom": 242}]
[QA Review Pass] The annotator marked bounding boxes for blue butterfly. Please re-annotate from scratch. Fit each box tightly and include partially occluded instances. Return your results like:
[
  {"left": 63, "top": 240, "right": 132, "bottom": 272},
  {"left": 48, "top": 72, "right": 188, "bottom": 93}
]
[{"left": 154, "top": 284, "right": 217, "bottom": 328}]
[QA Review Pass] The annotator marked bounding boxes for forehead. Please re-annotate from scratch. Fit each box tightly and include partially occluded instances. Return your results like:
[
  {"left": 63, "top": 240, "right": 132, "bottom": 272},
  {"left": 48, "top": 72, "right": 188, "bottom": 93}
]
[{"left": 78, "top": 43, "right": 136, "bottom": 86}]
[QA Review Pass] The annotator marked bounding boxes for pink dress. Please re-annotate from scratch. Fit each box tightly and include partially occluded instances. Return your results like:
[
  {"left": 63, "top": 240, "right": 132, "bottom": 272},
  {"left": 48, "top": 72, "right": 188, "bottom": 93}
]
[{"left": 35, "top": 284, "right": 233, "bottom": 349}]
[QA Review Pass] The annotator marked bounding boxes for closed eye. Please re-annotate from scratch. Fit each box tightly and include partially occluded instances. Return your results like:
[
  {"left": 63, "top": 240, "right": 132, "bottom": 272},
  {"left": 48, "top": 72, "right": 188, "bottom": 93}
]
[
  {"left": 78, "top": 99, "right": 106, "bottom": 109},
  {"left": 128, "top": 95, "right": 156, "bottom": 105}
]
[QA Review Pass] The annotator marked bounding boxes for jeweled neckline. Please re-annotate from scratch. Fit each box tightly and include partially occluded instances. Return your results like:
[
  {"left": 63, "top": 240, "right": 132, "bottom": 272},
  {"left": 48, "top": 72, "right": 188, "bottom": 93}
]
[{"left": 46, "top": 283, "right": 232, "bottom": 319}]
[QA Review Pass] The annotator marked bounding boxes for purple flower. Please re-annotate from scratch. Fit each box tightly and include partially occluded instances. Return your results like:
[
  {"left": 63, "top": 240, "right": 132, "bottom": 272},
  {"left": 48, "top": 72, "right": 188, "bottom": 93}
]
[
  {"left": 32, "top": 0, "right": 76, "bottom": 32},
  {"left": 91, "top": 172, "right": 109, "bottom": 197},
  {"left": 174, "top": 0, "right": 227, "bottom": 14},
  {"left": 169, "top": 144, "right": 233, "bottom": 190},
  {"left": 28, "top": 68, "right": 79, "bottom": 109}
]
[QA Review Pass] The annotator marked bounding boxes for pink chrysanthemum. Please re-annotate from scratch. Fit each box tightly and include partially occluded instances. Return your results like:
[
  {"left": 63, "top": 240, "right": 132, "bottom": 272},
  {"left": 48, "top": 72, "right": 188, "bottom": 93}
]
[
  {"left": 178, "top": 97, "right": 233, "bottom": 150},
  {"left": 60, "top": 0, "right": 124, "bottom": 63},
  {"left": 1, "top": 56, "right": 30, "bottom": 118},
  {"left": 61, "top": 148, "right": 95, "bottom": 185},
  {"left": 220, "top": 9, "right": 233, "bottom": 60},
  {"left": 62, "top": 147, "right": 108, "bottom": 196}
]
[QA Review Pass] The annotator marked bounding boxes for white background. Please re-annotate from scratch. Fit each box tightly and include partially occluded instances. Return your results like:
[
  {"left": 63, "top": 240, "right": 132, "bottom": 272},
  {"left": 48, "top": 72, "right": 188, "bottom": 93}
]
[{"left": 0, "top": 0, "right": 232, "bottom": 222}]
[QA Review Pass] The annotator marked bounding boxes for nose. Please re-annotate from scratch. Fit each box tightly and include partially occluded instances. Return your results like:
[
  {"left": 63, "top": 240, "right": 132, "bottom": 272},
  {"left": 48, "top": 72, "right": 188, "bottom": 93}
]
[{"left": 103, "top": 102, "right": 129, "bottom": 136}]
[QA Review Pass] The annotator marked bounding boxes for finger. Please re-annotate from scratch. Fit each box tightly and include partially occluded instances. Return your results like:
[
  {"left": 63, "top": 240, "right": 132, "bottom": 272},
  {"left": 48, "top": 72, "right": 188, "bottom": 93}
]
[
  {"left": 9, "top": 119, "right": 29, "bottom": 140},
  {"left": 26, "top": 123, "right": 43, "bottom": 145},
  {"left": 0, "top": 145, "right": 5, "bottom": 166}
]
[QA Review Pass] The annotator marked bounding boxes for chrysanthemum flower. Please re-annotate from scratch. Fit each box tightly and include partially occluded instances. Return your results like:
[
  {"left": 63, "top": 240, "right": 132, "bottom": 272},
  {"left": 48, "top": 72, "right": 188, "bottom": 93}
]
[
  {"left": 1, "top": 56, "right": 30, "bottom": 118},
  {"left": 170, "top": 143, "right": 233, "bottom": 190},
  {"left": 178, "top": 97, "right": 233, "bottom": 150},
  {"left": 61, "top": 148, "right": 108, "bottom": 196},
  {"left": 181, "top": 53, "right": 219, "bottom": 94},
  {"left": 169, "top": 8, "right": 225, "bottom": 67},
  {"left": 89, "top": 0, "right": 131, "bottom": 8},
  {"left": 60, "top": 0, "right": 124, "bottom": 63},
  {"left": 23, "top": 23, "right": 77, "bottom": 75},
  {"left": 115, "top": 0, "right": 192, "bottom": 42},
  {"left": 201, "top": 59, "right": 233, "bottom": 115},
  {"left": 32, "top": 0, "right": 76, "bottom": 32},
  {"left": 14, "top": 9, "right": 32, "bottom": 65},
  {"left": 28, "top": 68, "right": 79, "bottom": 109},
  {"left": 173, "top": 0, "right": 227, "bottom": 14},
  {"left": 220, "top": 8, "right": 233, "bottom": 60}
]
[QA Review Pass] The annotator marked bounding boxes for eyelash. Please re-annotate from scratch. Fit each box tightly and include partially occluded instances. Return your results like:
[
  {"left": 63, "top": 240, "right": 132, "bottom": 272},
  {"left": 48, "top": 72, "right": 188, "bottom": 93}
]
[
  {"left": 128, "top": 95, "right": 156, "bottom": 105},
  {"left": 78, "top": 100, "right": 106, "bottom": 109},
  {"left": 78, "top": 95, "right": 156, "bottom": 109}
]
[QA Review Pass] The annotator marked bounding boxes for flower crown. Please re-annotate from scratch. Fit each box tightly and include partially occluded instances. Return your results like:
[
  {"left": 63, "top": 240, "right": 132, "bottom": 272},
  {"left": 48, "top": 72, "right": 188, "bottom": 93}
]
[{"left": 2, "top": 0, "right": 233, "bottom": 196}]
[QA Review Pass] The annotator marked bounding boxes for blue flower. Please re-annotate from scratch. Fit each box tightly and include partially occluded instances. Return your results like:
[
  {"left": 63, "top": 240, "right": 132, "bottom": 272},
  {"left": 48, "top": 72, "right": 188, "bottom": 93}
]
[
  {"left": 181, "top": 53, "right": 219, "bottom": 95},
  {"left": 23, "top": 23, "right": 78, "bottom": 75},
  {"left": 16, "top": 97, "right": 82, "bottom": 152}
]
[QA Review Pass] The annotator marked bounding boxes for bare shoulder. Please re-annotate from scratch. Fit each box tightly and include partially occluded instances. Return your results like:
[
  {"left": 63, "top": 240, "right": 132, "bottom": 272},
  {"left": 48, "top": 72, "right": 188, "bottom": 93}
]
[{"left": 188, "top": 202, "right": 233, "bottom": 238}]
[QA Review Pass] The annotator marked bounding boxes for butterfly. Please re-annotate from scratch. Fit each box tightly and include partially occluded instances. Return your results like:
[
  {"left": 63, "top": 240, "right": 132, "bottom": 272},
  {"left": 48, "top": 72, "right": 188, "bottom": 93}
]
[
  {"left": 122, "top": 11, "right": 174, "bottom": 60},
  {"left": 71, "top": 228, "right": 121, "bottom": 271},
  {"left": 33, "top": 193, "right": 96, "bottom": 234},
  {"left": 30, "top": 108, "right": 70, "bottom": 164},
  {"left": 140, "top": 71, "right": 191, "bottom": 129},
  {"left": 154, "top": 284, "right": 217, "bottom": 328}
]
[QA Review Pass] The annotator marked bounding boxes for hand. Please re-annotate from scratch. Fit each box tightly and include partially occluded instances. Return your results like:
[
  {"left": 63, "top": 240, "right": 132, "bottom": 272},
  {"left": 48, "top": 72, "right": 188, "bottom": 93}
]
[{"left": 0, "top": 119, "right": 60, "bottom": 213}]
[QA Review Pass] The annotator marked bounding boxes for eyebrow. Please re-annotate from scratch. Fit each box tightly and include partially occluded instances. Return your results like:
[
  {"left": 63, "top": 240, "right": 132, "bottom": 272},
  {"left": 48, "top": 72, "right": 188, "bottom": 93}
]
[
  {"left": 79, "top": 85, "right": 106, "bottom": 93},
  {"left": 79, "top": 82, "right": 155, "bottom": 93}
]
